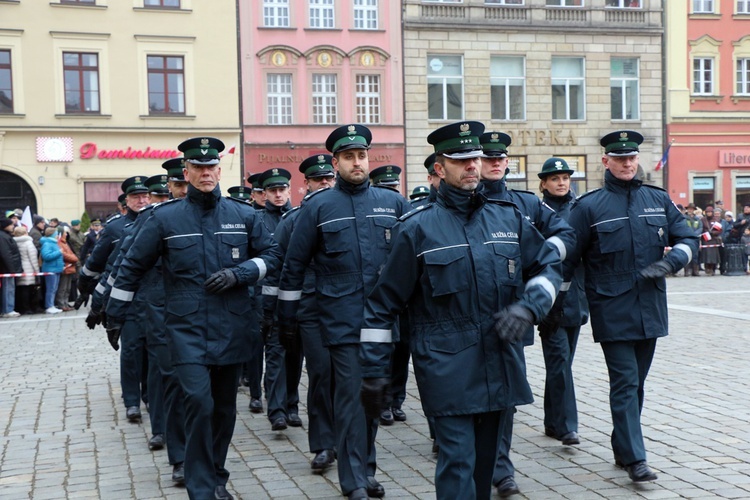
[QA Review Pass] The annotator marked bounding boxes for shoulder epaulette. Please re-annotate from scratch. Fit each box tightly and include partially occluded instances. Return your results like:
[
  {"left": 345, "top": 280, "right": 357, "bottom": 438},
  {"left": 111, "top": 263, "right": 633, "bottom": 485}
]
[
  {"left": 398, "top": 202, "right": 433, "bottom": 221},
  {"left": 509, "top": 188, "right": 535, "bottom": 196},
  {"left": 574, "top": 188, "right": 602, "bottom": 202},
  {"left": 303, "top": 187, "right": 331, "bottom": 201},
  {"left": 138, "top": 204, "right": 156, "bottom": 214},
  {"left": 225, "top": 196, "right": 254, "bottom": 206},
  {"left": 281, "top": 205, "right": 301, "bottom": 219},
  {"left": 641, "top": 183, "right": 667, "bottom": 193},
  {"left": 486, "top": 198, "right": 520, "bottom": 209},
  {"left": 151, "top": 197, "right": 182, "bottom": 211},
  {"left": 105, "top": 213, "right": 122, "bottom": 224}
]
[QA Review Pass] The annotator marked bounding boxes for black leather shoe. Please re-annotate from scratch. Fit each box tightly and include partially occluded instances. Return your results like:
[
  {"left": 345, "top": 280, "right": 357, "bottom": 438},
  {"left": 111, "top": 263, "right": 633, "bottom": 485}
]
[
  {"left": 347, "top": 487, "right": 368, "bottom": 500},
  {"left": 148, "top": 434, "right": 165, "bottom": 450},
  {"left": 391, "top": 407, "right": 407, "bottom": 421},
  {"left": 249, "top": 398, "right": 263, "bottom": 413},
  {"left": 311, "top": 449, "right": 335, "bottom": 471},
  {"left": 171, "top": 462, "right": 185, "bottom": 485},
  {"left": 287, "top": 411, "right": 302, "bottom": 427},
  {"left": 495, "top": 475, "right": 520, "bottom": 498},
  {"left": 379, "top": 409, "right": 394, "bottom": 426},
  {"left": 126, "top": 406, "right": 141, "bottom": 423},
  {"left": 627, "top": 461, "right": 658, "bottom": 482},
  {"left": 366, "top": 476, "right": 385, "bottom": 498},
  {"left": 214, "top": 485, "right": 234, "bottom": 500},
  {"left": 271, "top": 416, "right": 288, "bottom": 431},
  {"left": 560, "top": 431, "right": 580, "bottom": 446}
]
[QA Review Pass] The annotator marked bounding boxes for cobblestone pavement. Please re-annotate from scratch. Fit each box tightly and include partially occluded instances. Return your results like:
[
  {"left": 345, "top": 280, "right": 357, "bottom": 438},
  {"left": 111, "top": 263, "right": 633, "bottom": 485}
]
[{"left": 1, "top": 275, "right": 750, "bottom": 499}]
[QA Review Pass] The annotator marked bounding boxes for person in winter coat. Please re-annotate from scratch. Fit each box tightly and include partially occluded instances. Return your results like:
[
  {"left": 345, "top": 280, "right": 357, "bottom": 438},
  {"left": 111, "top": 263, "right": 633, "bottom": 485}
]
[
  {"left": 13, "top": 225, "right": 40, "bottom": 315},
  {"left": 40, "top": 227, "right": 64, "bottom": 314},
  {"left": 1, "top": 217, "right": 23, "bottom": 317},
  {"left": 700, "top": 205, "right": 722, "bottom": 276},
  {"left": 55, "top": 227, "right": 78, "bottom": 311}
]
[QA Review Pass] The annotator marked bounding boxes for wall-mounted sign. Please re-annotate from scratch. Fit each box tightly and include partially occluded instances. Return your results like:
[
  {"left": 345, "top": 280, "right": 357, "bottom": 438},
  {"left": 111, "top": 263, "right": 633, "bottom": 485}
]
[
  {"left": 36, "top": 137, "right": 74, "bottom": 162},
  {"left": 79, "top": 142, "right": 181, "bottom": 160},
  {"left": 693, "top": 177, "right": 715, "bottom": 190},
  {"left": 719, "top": 149, "right": 750, "bottom": 167}
]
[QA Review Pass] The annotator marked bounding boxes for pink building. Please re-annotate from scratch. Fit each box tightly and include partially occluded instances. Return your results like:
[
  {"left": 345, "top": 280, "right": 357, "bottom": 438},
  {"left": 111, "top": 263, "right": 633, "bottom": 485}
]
[
  {"left": 238, "top": 0, "right": 405, "bottom": 204},
  {"left": 665, "top": 0, "right": 750, "bottom": 212}
]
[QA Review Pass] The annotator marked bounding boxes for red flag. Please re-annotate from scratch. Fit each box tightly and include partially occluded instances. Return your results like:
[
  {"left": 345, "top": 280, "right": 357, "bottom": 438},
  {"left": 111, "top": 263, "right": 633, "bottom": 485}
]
[{"left": 220, "top": 145, "right": 236, "bottom": 158}]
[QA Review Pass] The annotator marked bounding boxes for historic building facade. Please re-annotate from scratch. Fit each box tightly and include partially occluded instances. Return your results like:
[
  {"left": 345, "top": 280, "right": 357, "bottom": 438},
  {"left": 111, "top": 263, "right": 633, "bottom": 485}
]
[
  {"left": 403, "top": 0, "right": 664, "bottom": 196},
  {"left": 0, "top": 0, "right": 240, "bottom": 222},
  {"left": 665, "top": 0, "right": 750, "bottom": 212},
  {"left": 239, "top": 0, "right": 405, "bottom": 203}
]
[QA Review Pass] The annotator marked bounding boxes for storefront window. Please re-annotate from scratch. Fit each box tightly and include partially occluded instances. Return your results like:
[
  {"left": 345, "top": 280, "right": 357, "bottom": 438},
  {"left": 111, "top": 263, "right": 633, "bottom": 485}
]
[
  {"left": 692, "top": 177, "right": 715, "bottom": 209},
  {"left": 84, "top": 182, "right": 120, "bottom": 221}
]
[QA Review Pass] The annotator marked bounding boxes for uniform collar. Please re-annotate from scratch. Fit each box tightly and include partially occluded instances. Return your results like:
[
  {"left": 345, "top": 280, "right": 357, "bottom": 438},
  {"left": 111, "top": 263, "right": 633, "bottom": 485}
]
[
  {"left": 436, "top": 181, "right": 485, "bottom": 218},
  {"left": 335, "top": 172, "right": 369, "bottom": 194},
  {"left": 187, "top": 183, "right": 221, "bottom": 209},
  {"left": 264, "top": 200, "right": 292, "bottom": 214},
  {"left": 604, "top": 169, "right": 642, "bottom": 193}
]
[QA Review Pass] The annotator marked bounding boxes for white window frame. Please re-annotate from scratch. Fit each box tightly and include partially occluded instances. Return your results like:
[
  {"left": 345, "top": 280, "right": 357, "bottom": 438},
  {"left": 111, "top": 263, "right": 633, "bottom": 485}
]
[
  {"left": 737, "top": 58, "right": 750, "bottom": 95},
  {"left": 551, "top": 57, "right": 585, "bottom": 121},
  {"left": 353, "top": 0, "right": 378, "bottom": 30},
  {"left": 485, "top": 0, "right": 524, "bottom": 5},
  {"left": 355, "top": 74, "right": 380, "bottom": 124},
  {"left": 263, "top": 0, "right": 290, "bottom": 27},
  {"left": 490, "top": 55, "right": 526, "bottom": 121},
  {"left": 427, "top": 55, "right": 464, "bottom": 121},
  {"left": 312, "top": 73, "right": 337, "bottom": 124},
  {"left": 738, "top": 0, "right": 750, "bottom": 13},
  {"left": 693, "top": 0, "right": 714, "bottom": 13},
  {"left": 546, "top": 0, "right": 584, "bottom": 6},
  {"left": 309, "top": 0, "right": 335, "bottom": 29},
  {"left": 0, "top": 31, "right": 24, "bottom": 115},
  {"left": 135, "top": 35, "right": 195, "bottom": 117},
  {"left": 605, "top": 0, "right": 641, "bottom": 7},
  {"left": 267, "top": 73, "right": 293, "bottom": 125},
  {"left": 610, "top": 57, "right": 640, "bottom": 120},
  {"left": 693, "top": 57, "right": 714, "bottom": 95}
]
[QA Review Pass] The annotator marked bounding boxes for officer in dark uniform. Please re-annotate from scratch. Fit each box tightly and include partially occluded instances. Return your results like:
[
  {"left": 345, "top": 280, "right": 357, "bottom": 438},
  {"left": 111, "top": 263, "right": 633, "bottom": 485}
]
[
  {"left": 117, "top": 193, "right": 128, "bottom": 215},
  {"left": 409, "top": 186, "right": 430, "bottom": 206},
  {"left": 369, "top": 165, "right": 401, "bottom": 192},
  {"left": 479, "top": 132, "right": 577, "bottom": 498},
  {"left": 163, "top": 157, "right": 189, "bottom": 200},
  {"left": 278, "top": 125, "right": 410, "bottom": 499},
  {"left": 537, "top": 157, "right": 589, "bottom": 450},
  {"left": 79, "top": 218, "right": 102, "bottom": 265},
  {"left": 228, "top": 185, "right": 252, "bottom": 201},
  {"left": 561, "top": 130, "right": 698, "bottom": 483},
  {"left": 359, "top": 121, "right": 562, "bottom": 500},
  {"left": 106, "top": 137, "right": 282, "bottom": 500},
  {"left": 256, "top": 167, "right": 295, "bottom": 430},
  {"left": 264, "top": 154, "right": 337, "bottom": 471},
  {"left": 243, "top": 171, "right": 266, "bottom": 409}
]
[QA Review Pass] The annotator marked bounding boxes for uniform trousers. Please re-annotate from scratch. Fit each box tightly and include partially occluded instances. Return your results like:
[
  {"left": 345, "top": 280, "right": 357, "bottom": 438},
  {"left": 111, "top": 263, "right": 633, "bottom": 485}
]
[
  {"left": 434, "top": 410, "right": 504, "bottom": 500},
  {"left": 492, "top": 408, "right": 515, "bottom": 485},
  {"left": 298, "top": 311, "right": 335, "bottom": 453},
  {"left": 284, "top": 337, "right": 303, "bottom": 415},
  {"left": 175, "top": 363, "right": 241, "bottom": 500},
  {"left": 388, "top": 338, "right": 410, "bottom": 410},
  {"left": 264, "top": 327, "right": 288, "bottom": 422},
  {"left": 120, "top": 318, "right": 147, "bottom": 408},
  {"left": 541, "top": 325, "right": 580, "bottom": 436},
  {"left": 152, "top": 343, "right": 186, "bottom": 465},
  {"left": 600, "top": 338, "right": 657, "bottom": 465},
  {"left": 329, "top": 343, "right": 378, "bottom": 495},
  {"left": 244, "top": 289, "right": 264, "bottom": 400},
  {"left": 141, "top": 303, "right": 165, "bottom": 438}
]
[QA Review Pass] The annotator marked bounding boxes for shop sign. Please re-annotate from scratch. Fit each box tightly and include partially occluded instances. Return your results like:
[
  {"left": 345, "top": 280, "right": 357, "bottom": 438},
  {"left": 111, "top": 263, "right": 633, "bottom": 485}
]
[
  {"left": 719, "top": 149, "right": 750, "bottom": 167},
  {"left": 693, "top": 177, "right": 714, "bottom": 190},
  {"left": 79, "top": 142, "right": 181, "bottom": 160}
]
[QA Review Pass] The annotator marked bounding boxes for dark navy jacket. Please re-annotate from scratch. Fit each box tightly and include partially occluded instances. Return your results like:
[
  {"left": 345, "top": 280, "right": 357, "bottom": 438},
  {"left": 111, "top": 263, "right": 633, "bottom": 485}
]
[
  {"left": 278, "top": 174, "right": 410, "bottom": 346},
  {"left": 80, "top": 210, "right": 137, "bottom": 281},
  {"left": 360, "top": 182, "right": 562, "bottom": 417},
  {"left": 565, "top": 171, "right": 698, "bottom": 343},
  {"left": 542, "top": 190, "right": 588, "bottom": 327},
  {"left": 107, "top": 184, "right": 282, "bottom": 365}
]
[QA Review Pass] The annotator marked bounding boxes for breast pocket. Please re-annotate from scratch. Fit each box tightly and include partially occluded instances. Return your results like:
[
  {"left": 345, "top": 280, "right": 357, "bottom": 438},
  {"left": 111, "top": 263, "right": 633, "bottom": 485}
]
[
  {"left": 219, "top": 233, "right": 248, "bottom": 267},
  {"left": 491, "top": 243, "right": 522, "bottom": 286},
  {"left": 644, "top": 216, "right": 668, "bottom": 247},
  {"left": 370, "top": 216, "right": 398, "bottom": 250},
  {"left": 166, "top": 237, "right": 200, "bottom": 274},
  {"left": 320, "top": 219, "right": 352, "bottom": 255},
  {"left": 423, "top": 247, "right": 470, "bottom": 297},
  {"left": 596, "top": 220, "right": 628, "bottom": 254}
]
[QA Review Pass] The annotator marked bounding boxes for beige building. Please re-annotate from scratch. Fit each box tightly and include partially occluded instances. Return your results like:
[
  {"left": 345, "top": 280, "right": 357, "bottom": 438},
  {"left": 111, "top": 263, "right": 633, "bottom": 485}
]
[
  {"left": 403, "top": 0, "right": 664, "bottom": 196},
  {"left": 0, "top": 0, "right": 240, "bottom": 222}
]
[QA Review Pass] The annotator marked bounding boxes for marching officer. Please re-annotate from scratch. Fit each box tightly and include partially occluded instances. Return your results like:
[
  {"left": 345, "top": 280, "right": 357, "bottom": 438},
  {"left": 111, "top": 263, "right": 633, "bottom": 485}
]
[
  {"left": 247, "top": 172, "right": 267, "bottom": 210},
  {"left": 409, "top": 186, "right": 430, "bottom": 206},
  {"left": 228, "top": 185, "right": 252, "bottom": 202},
  {"left": 278, "top": 124, "right": 410, "bottom": 499},
  {"left": 369, "top": 165, "right": 401, "bottom": 192},
  {"left": 264, "top": 154, "right": 338, "bottom": 471},
  {"left": 106, "top": 137, "right": 282, "bottom": 500},
  {"left": 537, "top": 157, "right": 589, "bottom": 454},
  {"left": 478, "top": 131, "right": 576, "bottom": 498},
  {"left": 560, "top": 130, "right": 698, "bottom": 482},
  {"left": 359, "top": 121, "right": 562, "bottom": 500}
]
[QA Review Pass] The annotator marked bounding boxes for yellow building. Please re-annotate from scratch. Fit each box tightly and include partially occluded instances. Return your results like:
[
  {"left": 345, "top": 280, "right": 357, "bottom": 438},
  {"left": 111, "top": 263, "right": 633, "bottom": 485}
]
[{"left": 0, "top": 0, "right": 240, "bottom": 222}]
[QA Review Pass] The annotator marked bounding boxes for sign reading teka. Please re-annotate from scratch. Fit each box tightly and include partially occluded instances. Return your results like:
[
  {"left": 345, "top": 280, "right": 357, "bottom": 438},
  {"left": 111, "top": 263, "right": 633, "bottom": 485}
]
[{"left": 79, "top": 142, "right": 181, "bottom": 160}]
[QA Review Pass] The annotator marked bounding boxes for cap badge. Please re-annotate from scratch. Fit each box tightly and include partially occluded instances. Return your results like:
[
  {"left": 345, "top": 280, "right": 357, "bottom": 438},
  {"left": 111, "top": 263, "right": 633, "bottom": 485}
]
[
  {"left": 386, "top": 166, "right": 393, "bottom": 172},
  {"left": 135, "top": 176, "right": 141, "bottom": 182},
  {"left": 272, "top": 168, "right": 279, "bottom": 175},
  {"left": 459, "top": 123, "right": 470, "bottom": 136},
  {"left": 555, "top": 161, "right": 563, "bottom": 170},
  {"left": 347, "top": 125, "right": 356, "bottom": 135},
  {"left": 317, "top": 155, "right": 325, "bottom": 163},
  {"left": 490, "top": 133, "right": 499, "bottom": 142},
  {"left": 619, "top": 132, "right": 628, "bottom": 141},
  {"left": 201, "top": 138, "right": 209, "bottom": 145}
]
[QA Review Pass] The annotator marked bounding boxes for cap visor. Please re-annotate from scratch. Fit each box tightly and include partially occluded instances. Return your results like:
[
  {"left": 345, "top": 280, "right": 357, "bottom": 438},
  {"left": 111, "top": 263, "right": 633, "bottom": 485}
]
[
  {"left": 187, "top": 158, "right": 220, "bottom": 165},
  {"left": 606, "top": 150, "right": 639, "bottom": 157},
  {"left": 306, "top": 172, "right": 336, "bottom": 179},
  {"left": 442, "top": 150, "right": 484, "bottom": 160},
  {"left": 334, "top": 143, "right": 371, "bottom": 153},
  {"left": 481, "top": 152, "right": 508, "bottom": 159}
]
